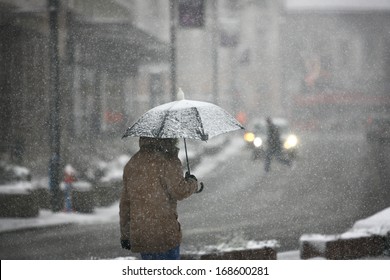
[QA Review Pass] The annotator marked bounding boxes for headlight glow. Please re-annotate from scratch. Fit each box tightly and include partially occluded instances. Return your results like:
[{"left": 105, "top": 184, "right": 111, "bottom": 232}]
[
  {"left": 244, "top": 132, "right": 255, "bottom": 142},
  {"left": 284, "top": 134, "right": 298, "bottom": 149},
  {"left": 253, "top": 137, "right": 263, "bottom": 147}
]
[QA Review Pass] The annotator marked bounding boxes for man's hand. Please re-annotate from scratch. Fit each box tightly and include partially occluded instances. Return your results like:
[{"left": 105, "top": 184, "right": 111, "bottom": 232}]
[{"left": 185, "top": 172, "right": 198, "bottom": 182}]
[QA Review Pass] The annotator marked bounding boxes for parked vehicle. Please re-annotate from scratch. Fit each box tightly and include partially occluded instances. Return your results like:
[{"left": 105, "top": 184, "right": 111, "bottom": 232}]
[
  {"left": 244, "top": 117, "right": 299, "bottom": 161},
  {"left": 0, "top": 161, "right": 31, "bottom": 184}
]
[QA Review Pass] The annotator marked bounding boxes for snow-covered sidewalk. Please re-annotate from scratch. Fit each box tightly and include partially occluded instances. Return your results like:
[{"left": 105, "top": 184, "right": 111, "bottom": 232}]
[{"left": 0, "top": 202, "right": 120, "bottom": 233}]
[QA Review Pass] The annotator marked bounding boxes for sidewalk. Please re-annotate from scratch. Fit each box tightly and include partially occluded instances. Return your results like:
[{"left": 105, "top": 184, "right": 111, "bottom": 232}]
[
  {"left": 1, "top": 190, "right": 389, "bottom": 260},
  {"left": 0, "top": 135, "right": 237, "bottom": 231}
]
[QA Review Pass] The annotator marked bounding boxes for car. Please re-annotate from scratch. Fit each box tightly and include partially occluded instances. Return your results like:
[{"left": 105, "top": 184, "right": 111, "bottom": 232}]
[
  {"left": 243, "top": 117, "right": 299, "bottom": 161},
  {"left": 0, "top": 160, "right": 31, "bottom": 184},
  {"left": 366, "top": 115, "right": 390, "bottom": 144}
]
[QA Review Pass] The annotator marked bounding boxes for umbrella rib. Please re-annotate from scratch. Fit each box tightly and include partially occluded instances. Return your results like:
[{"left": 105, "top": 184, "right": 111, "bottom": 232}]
[
  {"left": 156, "top": 111, "right": 169, "bottom": 138},
  {"left": 155, "top": 102, "right": 177, "bottom": 138},
  {"left": 192, "top": 107, "right": 208, "bottom": 141}
]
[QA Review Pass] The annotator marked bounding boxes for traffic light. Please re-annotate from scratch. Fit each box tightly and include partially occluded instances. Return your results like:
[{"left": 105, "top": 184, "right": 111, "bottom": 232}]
[{"left": 179, "top": 0, "right": 205, "bottom": 28}]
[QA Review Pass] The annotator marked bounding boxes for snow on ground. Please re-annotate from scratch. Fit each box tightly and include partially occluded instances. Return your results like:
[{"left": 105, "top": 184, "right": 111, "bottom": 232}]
[
  {"left": 0, "top": 202, "right": 120, "bottom": 233},
  {"left": 0, "top": 134, "right": 389, "bottom": 259},
  {"left": 0, "top": 181, "right": 34, "bottom": 195},
  {"left": 193, "top": 135, "right": 244, "bottom": 178},
  {"left": 352, "top": 207, "right": 390, "bottom": 234},
  {"left": 0, "top": 134, "right": 243, "bottom": 234}
]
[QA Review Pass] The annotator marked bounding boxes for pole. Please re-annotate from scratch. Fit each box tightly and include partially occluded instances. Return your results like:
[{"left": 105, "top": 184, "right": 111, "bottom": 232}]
[
  {"left": 184, "top": 138, "right": 204, "bottom": 193},
  {"left": 48, "top": 0, "right": 62, "bottom": 212},
  {"left": 212, "top": 0, "right": 219, "bottom": 105},
  {"left": 170, "top": 0, "right": 177, "bottom": 101}
]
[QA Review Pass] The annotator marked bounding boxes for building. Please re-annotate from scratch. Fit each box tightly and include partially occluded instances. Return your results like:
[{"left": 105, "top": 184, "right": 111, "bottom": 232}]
[
  {"left": 1, "top": 0, "right": 389, "bottom": 178},
  {"left": 281, "top": 0, "right": 390, "bottom": 129},
  {"left": 0, "top": 0, "right": 170, "bottom": 177}
]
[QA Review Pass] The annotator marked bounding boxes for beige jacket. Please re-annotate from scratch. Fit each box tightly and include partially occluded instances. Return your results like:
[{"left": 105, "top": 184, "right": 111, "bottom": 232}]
[{"left": 119, "top": 137, "right": 198, "bottom": 253}]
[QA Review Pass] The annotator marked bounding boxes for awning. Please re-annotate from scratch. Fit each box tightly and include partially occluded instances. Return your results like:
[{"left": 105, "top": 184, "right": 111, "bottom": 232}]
[{"left": 69, "top": 18, "right": 170, "bottom": 75}]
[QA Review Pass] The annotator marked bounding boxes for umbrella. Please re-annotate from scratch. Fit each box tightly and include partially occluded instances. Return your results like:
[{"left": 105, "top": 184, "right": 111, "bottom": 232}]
[{"left": 122, "top": 89, "right": 244, "bottom": 190}]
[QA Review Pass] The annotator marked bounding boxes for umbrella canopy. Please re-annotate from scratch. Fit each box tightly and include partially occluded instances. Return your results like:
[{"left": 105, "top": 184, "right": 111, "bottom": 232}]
[
  {"left": 122, "top": 99, "right": 244, "bottom": 141},
  {"left": 122, "top": 93, "right": 244, "bottom": 193}
]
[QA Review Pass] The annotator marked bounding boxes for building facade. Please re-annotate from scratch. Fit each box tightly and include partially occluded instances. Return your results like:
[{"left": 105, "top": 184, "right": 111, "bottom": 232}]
[
  {"left": 1, "top": 0, "right": 389, "bottom": 177},
  {"left": 0, "top": 0, "right": 171, "bottom": 176},
  {"left": 281, "top": 1, "right": 390, "bottom": 130}
]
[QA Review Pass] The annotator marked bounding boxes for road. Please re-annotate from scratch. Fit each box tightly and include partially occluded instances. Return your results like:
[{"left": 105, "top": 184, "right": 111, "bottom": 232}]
[
  {"left": 179, "top": 131, "right": 389, "bottom": 252},
  {"left": 0, "top": 131, "right": 389, "bottom": 259}
]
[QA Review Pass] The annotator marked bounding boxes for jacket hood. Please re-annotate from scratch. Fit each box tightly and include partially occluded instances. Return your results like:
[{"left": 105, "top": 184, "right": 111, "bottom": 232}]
[
  {"left": 139, "top": 137, "right": 179, "bottom": 157},
  {"left": 139, "top": 137, "right": 162, "bottom": 148}
]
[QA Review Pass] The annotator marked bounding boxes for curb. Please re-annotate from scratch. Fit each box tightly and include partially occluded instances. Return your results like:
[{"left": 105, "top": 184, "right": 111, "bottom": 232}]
[
  {"left": 300, "top": 232, "right": 389, "bottom": 260},
  {"left": 182, "top": 247, "right": 277, "bottom": 260}
]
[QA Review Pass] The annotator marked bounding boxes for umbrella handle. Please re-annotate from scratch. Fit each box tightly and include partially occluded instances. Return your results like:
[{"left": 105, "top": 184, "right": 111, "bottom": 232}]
[
  {"left": 196, "top": 182, "right": 204, "bottom": 193},
  {"left": 184, "top": 138, "right": 191, "bottom": 174}
]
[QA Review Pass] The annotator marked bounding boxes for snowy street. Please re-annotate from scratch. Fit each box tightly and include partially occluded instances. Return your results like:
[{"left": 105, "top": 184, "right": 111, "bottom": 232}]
[
  {"left": 0, "top": 130, "right": 389, "bottom": 259},
  {"left": 180, "top": 130, "right": 390, "bottom": 252}
]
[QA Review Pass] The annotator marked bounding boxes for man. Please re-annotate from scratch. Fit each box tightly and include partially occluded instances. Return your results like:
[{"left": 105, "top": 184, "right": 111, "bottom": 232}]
[
  {"left": 119, "top": 137, "right": 199, "bottom": 260},
  {"left": 264, "top": 117, "right": 290, "bottom": 172}
]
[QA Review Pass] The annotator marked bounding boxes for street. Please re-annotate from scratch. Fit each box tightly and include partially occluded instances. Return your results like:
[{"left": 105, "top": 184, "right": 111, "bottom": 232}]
[
  {"left": 180, "top": 131, "right": 389, "bottom": 252},
  {"left": 0, "top": 131, "right": 389, "bottom": 259}
]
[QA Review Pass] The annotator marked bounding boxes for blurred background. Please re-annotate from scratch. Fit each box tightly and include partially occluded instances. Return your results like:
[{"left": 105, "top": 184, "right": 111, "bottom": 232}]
[
  {"left": 1, "top": 0, "right": 390, "bottom": 259},
  {"left": 0, "top": 0, "right": 389, "bottom": 210}
]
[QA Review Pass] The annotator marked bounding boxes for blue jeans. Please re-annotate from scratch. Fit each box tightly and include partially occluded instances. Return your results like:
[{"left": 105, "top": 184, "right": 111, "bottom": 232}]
[
  {"left": 140, "top": 246, "right": 180, "bottom": 260},
  {"left": 64, "top": 183, "right": 72, "bottom": 212}
]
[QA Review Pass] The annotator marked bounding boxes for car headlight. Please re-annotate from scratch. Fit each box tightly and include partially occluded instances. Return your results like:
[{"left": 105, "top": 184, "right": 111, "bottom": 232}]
[
  {"left": 253, "top": 137, "right": 263, "bottom": 147},
  {"left": 244, "top": 132, "right": 255, "bottom": 142},
  {"left": 284, "top": 134, "right": 298, "bottom": 149}
]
